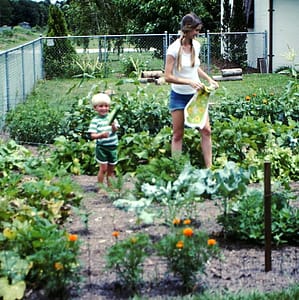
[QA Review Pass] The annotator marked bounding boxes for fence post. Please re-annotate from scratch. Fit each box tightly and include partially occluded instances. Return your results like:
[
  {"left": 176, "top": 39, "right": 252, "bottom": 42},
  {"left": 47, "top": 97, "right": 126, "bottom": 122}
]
[
  {"left": 206, "top": 30, "right": 210, "bottom": 74},
  {"left": 264, "top": 161, "right": 272, "bottom": 272},
  {"left": 5, "top": 52, "right": 10, "bottom": 112},
  {"left": 104, "top": 35, "right": 108, "bottom": 78},
  {"left": 21, "top": 46, "right": 25, "bottom": 101},
  {"left": 163, "top": 31, "right": 168, "bottom": 68}
]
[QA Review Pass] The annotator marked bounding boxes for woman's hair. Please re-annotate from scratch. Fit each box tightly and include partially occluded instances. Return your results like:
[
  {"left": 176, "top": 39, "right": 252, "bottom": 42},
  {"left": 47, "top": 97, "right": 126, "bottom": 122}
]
[
  {"left": 177, "top": 12, "right": 202, "bottom": 71},
  {"left": 180, "top": 12, "right": 202, "bottom": 33},
  {"left": 91, "top": 93, "right": 111, "bottom": 106}
]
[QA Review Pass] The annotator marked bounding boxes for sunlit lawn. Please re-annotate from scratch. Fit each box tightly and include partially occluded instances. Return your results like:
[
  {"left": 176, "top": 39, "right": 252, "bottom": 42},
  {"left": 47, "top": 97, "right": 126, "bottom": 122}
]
[{"left": 30, "top": 73, "right": 291, "bottom": 110}]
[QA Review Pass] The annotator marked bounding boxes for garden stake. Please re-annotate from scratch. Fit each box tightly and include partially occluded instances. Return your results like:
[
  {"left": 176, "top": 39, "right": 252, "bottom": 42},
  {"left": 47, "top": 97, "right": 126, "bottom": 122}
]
[{"left": 264, "top": 161, "right": 272, "bottom": 272}]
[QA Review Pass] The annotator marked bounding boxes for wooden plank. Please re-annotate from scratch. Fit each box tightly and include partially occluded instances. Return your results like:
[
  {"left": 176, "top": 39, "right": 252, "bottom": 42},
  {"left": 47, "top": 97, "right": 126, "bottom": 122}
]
[
  {"left": 213, "top": 75, "right": 243, "bottom": 81},
  {"left": 141, "top": 70, "right": 164, "bottom": 78},
  {"left": 221, "top": 68, "right": 243, "bottom": 77}
]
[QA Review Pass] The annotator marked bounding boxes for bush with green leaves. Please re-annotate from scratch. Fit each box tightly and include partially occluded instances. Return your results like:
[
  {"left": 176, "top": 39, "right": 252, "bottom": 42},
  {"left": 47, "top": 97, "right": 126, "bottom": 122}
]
[
  {"left": 117, "top": 127, "right": 172, "bottom": 174},
  {"left": 120, "top": 54, "right": 149, "bottom": 78},
  {"left": 156, "top": 227, "right": 220, "bottom": 291},
  {"left": 210, "top": 75, "right": 298, "bottom": 125},
  {"left": 212, "top": 117, "right": 299, "bottom": 182},
  {"left": 0, "top": 142, "right": 83, "bottom": 297},
  {"left": 217, "top": 184, "right": 299, "bottom": 245},
  {"left": 115, "top": 84, "right": 171, "bottom": 136},
  {"left": 0, "top": 217, "right": 81, "bottom": 298},
  {"left": 48, "top": 136, "right": 98, "bottom": 175},
  {"left": 5, "top": 98, "right": 64, "bottom": 144},
  {"left": 114, "top": 161, "right": 251, "bottom": 225},
  {"left": 106, "top": 232, "right": 151, "bottom": 291}
]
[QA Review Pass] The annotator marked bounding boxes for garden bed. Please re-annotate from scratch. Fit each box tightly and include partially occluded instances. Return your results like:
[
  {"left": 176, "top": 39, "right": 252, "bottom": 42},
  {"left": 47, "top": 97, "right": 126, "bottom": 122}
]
[{"left": 55, "top": 176, "right": 299, "bottom": 300}]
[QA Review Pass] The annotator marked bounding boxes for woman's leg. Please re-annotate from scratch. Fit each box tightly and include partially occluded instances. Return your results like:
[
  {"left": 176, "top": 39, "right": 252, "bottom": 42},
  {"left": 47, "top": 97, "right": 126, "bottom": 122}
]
[
  {"left": 200, "top": 115, "right": 212, "bottom": 168},
  {"left": 171, "top": 109, "right": 185, "bottom": 157}
]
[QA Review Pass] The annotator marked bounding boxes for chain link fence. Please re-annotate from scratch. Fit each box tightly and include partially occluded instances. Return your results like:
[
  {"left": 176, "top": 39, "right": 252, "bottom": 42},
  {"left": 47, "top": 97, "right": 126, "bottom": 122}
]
[
  {"left": 0, "top": 31, "right": 267, "bottom": 131},
  {"left": 0, "top": 38, "right": 43, "bottom": 129}
]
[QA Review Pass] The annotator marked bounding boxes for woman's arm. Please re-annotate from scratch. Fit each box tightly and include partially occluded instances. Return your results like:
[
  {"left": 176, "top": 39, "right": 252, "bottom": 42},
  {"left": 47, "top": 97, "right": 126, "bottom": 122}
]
[
  {"left": 197, "top": 67, "right": 219, "bottom": 88},
  {"left": 164, "top": 55, "right": 205, "bottom": 90}
]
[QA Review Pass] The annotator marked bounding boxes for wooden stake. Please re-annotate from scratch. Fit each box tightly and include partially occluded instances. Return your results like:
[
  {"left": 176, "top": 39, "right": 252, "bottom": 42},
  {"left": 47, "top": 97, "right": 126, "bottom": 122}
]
[{"left": 264, "top": 161, "right": 272, "bottom": 272}]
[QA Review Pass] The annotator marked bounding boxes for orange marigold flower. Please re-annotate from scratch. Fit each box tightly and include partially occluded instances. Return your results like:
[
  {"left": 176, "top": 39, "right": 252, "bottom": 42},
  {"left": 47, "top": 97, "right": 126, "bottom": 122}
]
[
  {"left": 173, "top": 218, "right": 181, "bottom": 225},
  {"left": 112, "top": 231, "right": 119, "bottom": 238},
  {"left": 183, "top": 227, "right": 193, "bottom": 237},
  {"left": 54, "top": 262, "right": 63, "bottom": 270},
  {"left": 252, "top": 93, "right": 257, "bottom": 97},
  {"left": 68, "top": 234, "right": 78, "bottom": 242},
  {"left": 183, "top": 219, "right": 191, "bottom": 225},
  {"left": 245, "top": 95, "right": 251, "bottom": 101},
  {"left": 176, "top": 240, "right": 184, "bottom": 249},
  {"left": 207, "top": 239, "right": 217, "bottom": 246}
]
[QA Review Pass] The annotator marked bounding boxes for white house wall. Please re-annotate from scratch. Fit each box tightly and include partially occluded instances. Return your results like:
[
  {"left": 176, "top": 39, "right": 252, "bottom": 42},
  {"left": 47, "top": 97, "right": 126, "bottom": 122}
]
[
  {"left": 272, "top": 0, "right": 299, "bottom": 70},
  {"left": 220, "top": 0, "right": 299, "bottom": 72}
]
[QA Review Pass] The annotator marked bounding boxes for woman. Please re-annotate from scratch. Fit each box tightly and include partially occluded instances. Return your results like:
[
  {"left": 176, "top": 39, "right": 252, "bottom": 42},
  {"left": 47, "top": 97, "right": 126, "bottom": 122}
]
[{"left": 164, "top": 12, "right": 219, "bottom": 168}]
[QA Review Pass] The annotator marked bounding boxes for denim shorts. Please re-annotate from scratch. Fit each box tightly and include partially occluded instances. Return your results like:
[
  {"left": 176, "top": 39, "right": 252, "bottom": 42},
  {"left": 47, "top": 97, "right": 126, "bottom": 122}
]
[{"left": 169, "top": 90, "right": 194, "bottom": 112}]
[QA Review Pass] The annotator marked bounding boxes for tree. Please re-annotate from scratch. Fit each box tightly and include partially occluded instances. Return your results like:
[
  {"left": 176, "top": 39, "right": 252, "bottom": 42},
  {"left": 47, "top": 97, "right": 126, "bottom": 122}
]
[
  {"left": 0, "top": 0, "right": 13, "bottom": 26},
  {"left": 229, "top": 0, "right": 248, "bottom": 67},
  {"left": 43, "top": 5, "right": 77, "bottom": 78},
  {"left": 10, "top": 0, "right": 41, "bottom": 26},
  {"left": 222, "top": 0, "right": 231, "bottom": 61}
]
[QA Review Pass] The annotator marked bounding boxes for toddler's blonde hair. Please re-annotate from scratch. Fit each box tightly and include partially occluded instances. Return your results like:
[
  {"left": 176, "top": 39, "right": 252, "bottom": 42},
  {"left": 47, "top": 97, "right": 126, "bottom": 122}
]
[{"left": 91, "top": 93, "right": 111, "bottom": 106}]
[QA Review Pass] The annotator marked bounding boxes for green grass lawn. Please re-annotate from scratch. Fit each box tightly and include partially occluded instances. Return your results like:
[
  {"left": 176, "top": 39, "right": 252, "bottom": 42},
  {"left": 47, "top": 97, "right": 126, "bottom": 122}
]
[
  {"left": 31, "top": 73, "right": 291, "bottom": 110},
  {"left": 0, "top": 26, "right": 42, "bottom": 51}
]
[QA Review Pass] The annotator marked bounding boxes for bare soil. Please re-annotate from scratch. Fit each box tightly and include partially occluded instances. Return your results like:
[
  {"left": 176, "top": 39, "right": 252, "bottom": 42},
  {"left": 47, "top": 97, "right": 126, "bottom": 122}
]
[{"left": 60, "top": 176, "right": 299, "bottom": 300}]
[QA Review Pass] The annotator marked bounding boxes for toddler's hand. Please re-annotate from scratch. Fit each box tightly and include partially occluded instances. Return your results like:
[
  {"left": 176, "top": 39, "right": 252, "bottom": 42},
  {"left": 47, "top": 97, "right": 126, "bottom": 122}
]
[
  {"left": 101, "top": 132, "right": 110, "bottom": 138},
  {"left": 111, "top": 122, "right": 119, "bottom": 132}
]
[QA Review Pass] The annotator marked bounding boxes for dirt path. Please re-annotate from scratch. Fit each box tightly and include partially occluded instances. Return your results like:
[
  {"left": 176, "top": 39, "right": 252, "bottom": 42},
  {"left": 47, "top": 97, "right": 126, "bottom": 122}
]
[{"left": 67, "top": 176, "right": 298, "bottom": 299}]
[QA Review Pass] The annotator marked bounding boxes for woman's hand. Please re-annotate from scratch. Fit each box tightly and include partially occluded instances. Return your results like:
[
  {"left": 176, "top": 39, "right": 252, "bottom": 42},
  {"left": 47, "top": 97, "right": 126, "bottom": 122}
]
[
  {"left": 208, "top": 78, "right": 219, "bottom": 89},
  {"left": 189, "top": 80, "right": 205, "bottom": 90}
]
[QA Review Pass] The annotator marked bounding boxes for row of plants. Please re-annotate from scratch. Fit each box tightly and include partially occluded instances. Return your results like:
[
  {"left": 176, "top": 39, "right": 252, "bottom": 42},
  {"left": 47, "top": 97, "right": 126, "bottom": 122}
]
[
  {"left": 0, "top": 139, "right": 298, "bottom": 298},
  {"left": 113, "top": 159, "right": 298, "bottom": 246},
  {"left": 0, "top": 140, "right": 83, "bottom": 299},
  {"left": 106, "top": 226, "right": 220, "bottom": 294},
  {"left": 1, "top": 67, "right": 298, "bottom": 298}
]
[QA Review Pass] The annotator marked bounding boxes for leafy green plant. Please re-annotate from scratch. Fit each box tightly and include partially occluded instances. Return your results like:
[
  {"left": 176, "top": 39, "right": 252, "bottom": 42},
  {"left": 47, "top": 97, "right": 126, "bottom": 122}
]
[
  {"left": 73, "top": 54, "right": 105, "bottom": 80},
  {"left": 120, "top": 55, "right": 149, "bottom": 77},
  {"left": 116, "top": 84, "right": 171, "bottom": 136},
  {"left": 1, "top": 217, "right": 81, "bottom": 297},
  {"left": 114, "top": 161, "right": 251, "bottom": 226},
  {"left": 134, "top": 155, "right": 189, "bottom": 196},
  {"left": 156, "top": 226, "right": 220, "bottom": 291},
  {"left": 106, "top": 232, "right": 151, "bottom": 291},
  {"left": 0, "top": 250, "right": 31, "bottom": 300},
  {"left": 5, "top": 98, "right": 64, "bottom": 144},
  {"left": 0, "top": 139, "right": 31, "bottom": 175},
  {"left": 48, "top": 136, "right": 97, "bottom": 175},
  {"left": 217, "top": 184, "right": 298, "bottom": 245}
]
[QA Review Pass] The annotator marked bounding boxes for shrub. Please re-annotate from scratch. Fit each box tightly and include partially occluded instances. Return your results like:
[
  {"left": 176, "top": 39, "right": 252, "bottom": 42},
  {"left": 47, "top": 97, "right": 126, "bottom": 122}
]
[
  {"left": 156, "top": 226, "right": 220, "bottom": 291},
  {"left": 217, "top": 185, "right": 299, "bottom": 245},
  {"left": 106, "top": 232, "right": 151, "bottom": 291},
  {"left": 1, "top": 217, "right": 81, "bottom": 297},
  {"left": 5, "top": 98, "right": 63, "bottom": 144}
]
